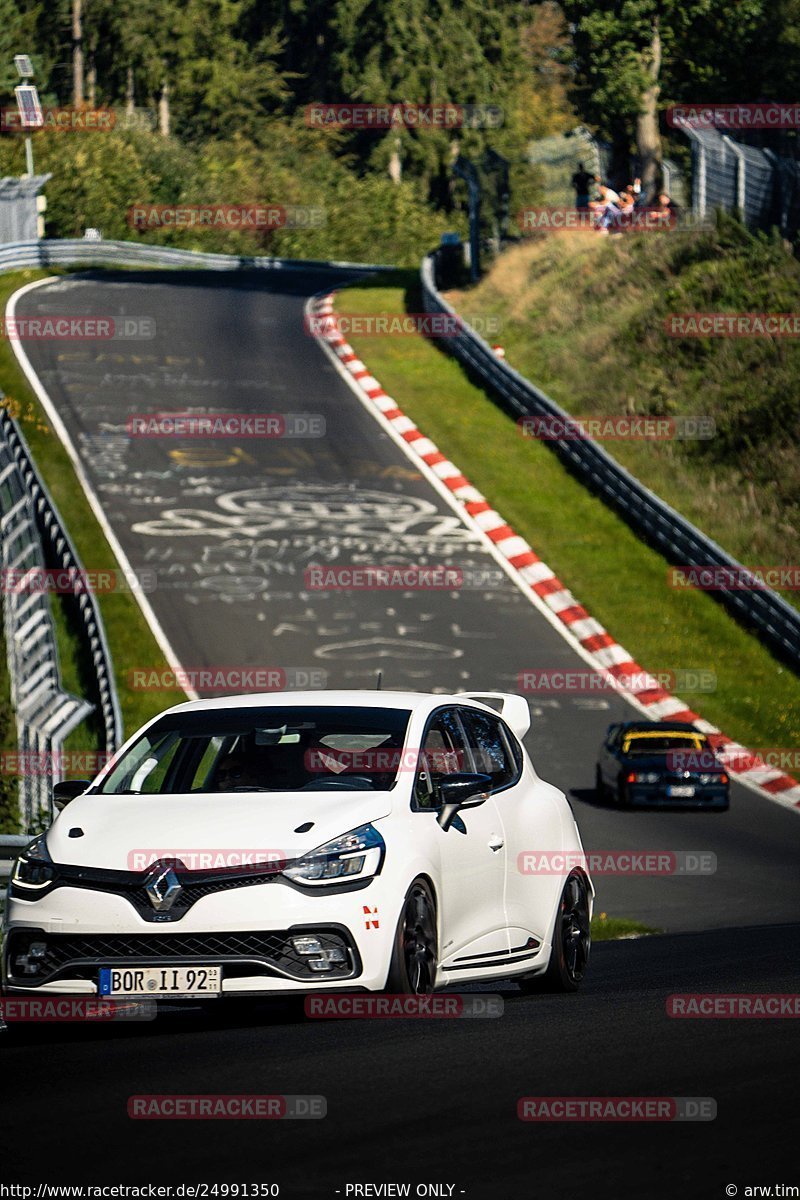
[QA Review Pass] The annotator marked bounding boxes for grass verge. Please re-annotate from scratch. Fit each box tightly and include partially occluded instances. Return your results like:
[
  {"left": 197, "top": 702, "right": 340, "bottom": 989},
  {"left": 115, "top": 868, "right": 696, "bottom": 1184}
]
[
  {"left": 591, "top": 914, "right": 660, "bottom": 941},
  {"left": 336, "top": 276, "right": 800, "bottom": 756}
]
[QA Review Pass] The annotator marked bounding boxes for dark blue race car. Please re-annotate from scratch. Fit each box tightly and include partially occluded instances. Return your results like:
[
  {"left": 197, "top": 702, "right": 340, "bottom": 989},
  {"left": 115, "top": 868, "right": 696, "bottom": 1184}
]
[{"left": 595, "top": 720, "right": 730, "bottom": 810}]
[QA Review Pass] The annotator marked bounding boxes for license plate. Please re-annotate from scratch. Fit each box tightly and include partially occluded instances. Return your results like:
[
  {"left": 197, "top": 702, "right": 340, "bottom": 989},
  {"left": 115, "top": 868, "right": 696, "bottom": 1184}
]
[
  {"left": 98, "top": 966, "right": 221, "bottom": 996},
  {"left": 667, "top": 785, "right": 695, "bottom": 798}
]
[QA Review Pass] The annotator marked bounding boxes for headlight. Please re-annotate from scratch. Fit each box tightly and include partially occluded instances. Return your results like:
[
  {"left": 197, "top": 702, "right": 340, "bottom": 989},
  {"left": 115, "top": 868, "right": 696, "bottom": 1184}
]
[
  {"left": 282, "top": 823, "right": 384, "bottom": 887},
  {"left": 698, "top": 772, "right": 728, "bottom": 785},
  {"left": 628, "top": 772, "right": 660, "bottom": 784},
  {"left": 11, "top": 835, "right": 55, "bottom": 891}
]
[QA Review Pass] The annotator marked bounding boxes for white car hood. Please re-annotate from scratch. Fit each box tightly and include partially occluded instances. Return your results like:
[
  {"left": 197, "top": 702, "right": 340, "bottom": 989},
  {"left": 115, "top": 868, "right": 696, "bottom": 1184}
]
[{"left": 45, "top": 790, "right": 393, "bottom": 871}]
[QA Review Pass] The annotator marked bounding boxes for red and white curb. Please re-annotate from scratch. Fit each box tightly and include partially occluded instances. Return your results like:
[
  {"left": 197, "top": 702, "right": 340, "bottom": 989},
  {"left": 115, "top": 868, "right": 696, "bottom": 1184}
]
[{"left": 310, "top": 293, "right": 800, "bottom": 811}]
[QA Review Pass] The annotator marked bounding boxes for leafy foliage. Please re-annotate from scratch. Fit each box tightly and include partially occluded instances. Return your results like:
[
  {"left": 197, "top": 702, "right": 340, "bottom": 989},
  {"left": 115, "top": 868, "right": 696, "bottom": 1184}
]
[
  {"left": 5, "top": 1, "right": 795, "bottom": 256},
  {"left": 560, "top": 0, "right": 792, "bottom": 160}
]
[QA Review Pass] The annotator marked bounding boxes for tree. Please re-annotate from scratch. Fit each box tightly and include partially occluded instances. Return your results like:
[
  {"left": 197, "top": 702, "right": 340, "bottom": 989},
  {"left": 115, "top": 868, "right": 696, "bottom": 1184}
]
[
  {"left": 560, "top": 0, "right": 767, "bottom": 192},
  {"left": 71, "top": 0, "right": 83, "bottom": 106},
  {"left": 516, "top": 1, "right": 574, "bottom": 140},
  {"left": 170, "top": 0, "right": 291, "bottom": 142},
  {"left": 0, "top": 0, "right": 42, "bottom": 105},
  {"left": 330, "top": 0, "right": 526, "bottom": 202}
]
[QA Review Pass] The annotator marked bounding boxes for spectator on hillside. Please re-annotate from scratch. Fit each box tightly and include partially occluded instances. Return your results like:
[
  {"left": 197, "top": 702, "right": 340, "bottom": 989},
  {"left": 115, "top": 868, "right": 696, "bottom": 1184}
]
[
  {"left": 571, "top": 162, "right": 595, "bottom": 210},
  {"left": 614, "top": 186, "right": 636, "bottom": 232},
  {"left": 655, "top": 191, "right": 681, "bottom": 226},
  {"left": 592, "top": 176, "right": 620, "bottom": 205},
  {"left": 624, "top": 178, "right": 646, "bottom": 207},
  {"left": 590, "top": 180, "right": 622, "bottom": 233}
]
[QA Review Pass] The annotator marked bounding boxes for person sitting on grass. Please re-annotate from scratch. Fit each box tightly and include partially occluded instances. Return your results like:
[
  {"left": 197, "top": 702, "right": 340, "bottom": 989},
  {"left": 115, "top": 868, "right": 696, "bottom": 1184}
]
[
  {"left": 655, "top": 191, "right": 680, "bottom": 225},
  {"left": 590, "top": 180, "right": 622, "bottom": 233}
]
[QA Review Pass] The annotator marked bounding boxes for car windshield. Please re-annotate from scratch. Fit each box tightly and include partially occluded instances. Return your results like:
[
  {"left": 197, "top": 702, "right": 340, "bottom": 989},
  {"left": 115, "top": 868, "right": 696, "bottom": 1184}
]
[
  {"left": 97, "top": 706, "right": 412, "bottom": 794},
  {"left": 622, "top": 732, "right": 707, "bottom": 755}
]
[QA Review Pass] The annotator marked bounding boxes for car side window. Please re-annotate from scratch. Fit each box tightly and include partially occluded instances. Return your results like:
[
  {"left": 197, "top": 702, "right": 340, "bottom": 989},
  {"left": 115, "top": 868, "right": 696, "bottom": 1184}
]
[
  {"left": 605, "top": 725, "right": 622, "bottom": 751},
  {"left": 459, "top": 709, "right": 519, "bottom": 792},
  {"left": 413, "top": 708, "right": 467, "bottom": 811}
]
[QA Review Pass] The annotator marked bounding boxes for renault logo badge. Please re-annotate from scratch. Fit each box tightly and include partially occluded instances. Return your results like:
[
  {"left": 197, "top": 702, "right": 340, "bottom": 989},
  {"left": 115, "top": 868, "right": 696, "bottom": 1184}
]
[{"left": 144, "top": 863, "right": 182, "bottom": 912}]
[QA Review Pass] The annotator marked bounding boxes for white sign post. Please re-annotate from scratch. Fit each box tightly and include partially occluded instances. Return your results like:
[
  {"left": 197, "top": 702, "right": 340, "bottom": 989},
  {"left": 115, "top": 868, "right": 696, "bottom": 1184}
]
[{"left": 14, "top": 57, "right": 42, "bottom": 178}]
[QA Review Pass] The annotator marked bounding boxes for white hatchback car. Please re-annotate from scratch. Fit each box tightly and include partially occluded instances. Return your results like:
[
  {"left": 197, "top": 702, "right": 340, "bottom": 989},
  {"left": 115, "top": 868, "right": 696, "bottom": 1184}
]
[{"left": 2, "top": 691, "right": 593, "bottom": 1000}]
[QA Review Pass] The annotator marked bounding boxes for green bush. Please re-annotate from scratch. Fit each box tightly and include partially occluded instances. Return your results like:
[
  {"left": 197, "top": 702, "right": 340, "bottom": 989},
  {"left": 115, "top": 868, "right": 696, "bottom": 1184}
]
[{"left": 0, "top": 124, "right": 460, "bottom": 266}]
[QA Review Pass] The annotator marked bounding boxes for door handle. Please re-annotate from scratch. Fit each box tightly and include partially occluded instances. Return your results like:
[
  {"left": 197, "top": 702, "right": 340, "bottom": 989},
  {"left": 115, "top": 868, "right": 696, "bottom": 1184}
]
[{"left": 488, "top": 835, "right": 504, "bottom": 852}]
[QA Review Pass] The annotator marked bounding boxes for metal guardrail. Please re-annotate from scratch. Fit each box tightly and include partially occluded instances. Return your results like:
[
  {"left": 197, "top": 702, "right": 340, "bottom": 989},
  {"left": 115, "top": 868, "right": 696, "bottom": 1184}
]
[
  {"left": 0, "top": 835, "right": 28, "bottom": 931},
  {"left": 0, "top": 408, "right": 116, "bottom": 831},
  {"left": 0, "top": 408, "right": 122, "bottom": 756},
  {"left": 421, "top": 252, "right": 800, "bottom": 668},
  {"left": 0, "top": 832, "right": 30, "bottom": 880},
  {"left": 0, "top": 238, "right": 393, "bottom": 275}
]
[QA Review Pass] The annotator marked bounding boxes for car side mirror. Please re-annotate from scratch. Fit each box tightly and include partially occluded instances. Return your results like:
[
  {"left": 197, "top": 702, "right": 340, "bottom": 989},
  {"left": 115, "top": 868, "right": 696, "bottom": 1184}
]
[
  {"left": 52, "top": 779, "right": 91, "bottom": 811},
  {"left": 436, "top": 772, "right": 493, "bottom": 831}
]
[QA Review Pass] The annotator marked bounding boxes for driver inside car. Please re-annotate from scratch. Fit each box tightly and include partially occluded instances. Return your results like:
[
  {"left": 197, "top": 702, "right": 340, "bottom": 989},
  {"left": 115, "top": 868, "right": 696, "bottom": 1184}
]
[
  {"left": 213, "top": 737, "right": 314, "bottom": 791},
  {"left": 212, "top": 752, "right": 262, "bottom": 791}
]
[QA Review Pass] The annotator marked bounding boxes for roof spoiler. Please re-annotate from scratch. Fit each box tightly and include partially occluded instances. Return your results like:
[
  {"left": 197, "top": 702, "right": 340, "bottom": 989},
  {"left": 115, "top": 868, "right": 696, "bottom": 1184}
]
[{"left": 461, "top": 693, "right": 531, "bottom": 740}]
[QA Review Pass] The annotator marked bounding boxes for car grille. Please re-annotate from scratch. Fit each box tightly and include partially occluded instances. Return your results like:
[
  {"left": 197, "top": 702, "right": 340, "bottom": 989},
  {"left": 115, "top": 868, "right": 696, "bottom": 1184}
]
[
  {"left": 36, "top": 860, "right": 284, "bottom": 922},
  {"left": 5, "top": 928, "right": 357, "bottom": 985}
]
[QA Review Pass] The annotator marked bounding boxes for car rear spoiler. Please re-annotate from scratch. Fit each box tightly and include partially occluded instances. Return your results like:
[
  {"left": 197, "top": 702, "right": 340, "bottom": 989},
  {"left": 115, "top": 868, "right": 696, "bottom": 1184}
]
[{"left": 461, "top": 693, "right": 531, "bottom": 740}]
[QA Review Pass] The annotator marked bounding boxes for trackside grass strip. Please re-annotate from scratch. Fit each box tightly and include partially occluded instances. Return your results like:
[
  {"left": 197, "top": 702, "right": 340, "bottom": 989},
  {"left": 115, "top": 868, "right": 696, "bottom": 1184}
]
[
  {"left": 336, "top": 277, "right": 799, "bottom": 756},
  {"left": 591, "top": 915, "right": 659, "bottom": 941}
]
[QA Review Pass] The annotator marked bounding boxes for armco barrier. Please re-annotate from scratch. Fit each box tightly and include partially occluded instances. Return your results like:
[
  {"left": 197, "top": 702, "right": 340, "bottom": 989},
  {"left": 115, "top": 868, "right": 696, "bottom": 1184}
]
[
  {"left": 0, "top": 835, "right": 29, "bottom": 930},
  {"left": 0, "top": 238, "right": 391, "bottom": 275},
  {"left": 0, "top": 832, "right": 30, "bottom": 880},
  {"left": 0, "top": 408, "right": 103, "bottom": 831},
  {"left": 421, "top": 252, "right": 800, "bottom": 669},
  {"left": 0, "top": 408, "right": 122, "bottom": 761}
]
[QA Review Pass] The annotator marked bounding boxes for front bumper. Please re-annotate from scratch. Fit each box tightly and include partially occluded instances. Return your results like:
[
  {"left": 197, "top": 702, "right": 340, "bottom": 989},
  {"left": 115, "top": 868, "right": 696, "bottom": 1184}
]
[
  {"left": 1, "top": 876, "right": 400, "bottom": 996},
  {"left": 3, "top": 923, "right": 361, "bottom": 995}
]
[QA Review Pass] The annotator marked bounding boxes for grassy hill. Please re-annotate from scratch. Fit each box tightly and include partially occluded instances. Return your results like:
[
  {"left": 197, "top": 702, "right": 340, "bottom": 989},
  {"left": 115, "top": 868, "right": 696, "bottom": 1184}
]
[{"left": 446, "top": 215, "right": 800, "bottom": 593}]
